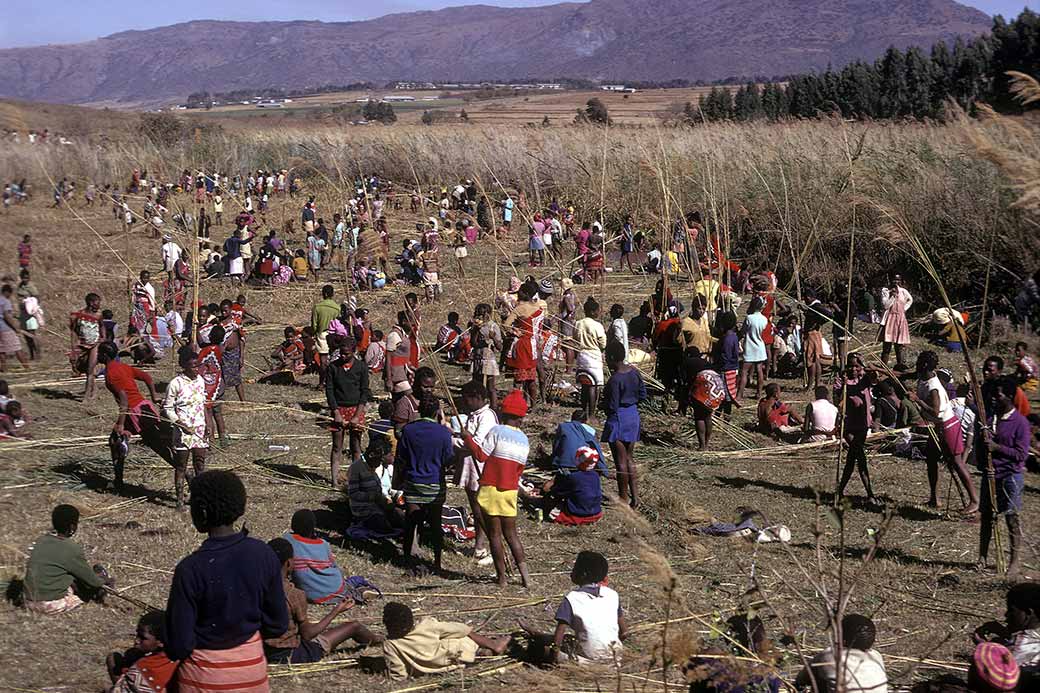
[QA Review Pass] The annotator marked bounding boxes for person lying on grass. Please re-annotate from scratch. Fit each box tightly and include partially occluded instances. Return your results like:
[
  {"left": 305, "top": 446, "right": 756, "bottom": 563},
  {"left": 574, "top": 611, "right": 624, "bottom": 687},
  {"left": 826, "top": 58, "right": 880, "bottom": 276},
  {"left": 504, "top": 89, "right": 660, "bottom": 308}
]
[
  {"left": 105, "top": 610, "right": 178, "bottom": 693},
  {"left": 23, "top": 504, "right": 113, "bottom": 614},
  {"left": 263, "top": 538, "right": 381, "bottom": 665},
  {"left": 520, "top": 551, "right": 627, "bottom": 664},
  {"left": 283, "top": 509, "right": 347, "bottom": 604},
  {"left": 380, "top": 601, "right": 509, "bottom": 681}
]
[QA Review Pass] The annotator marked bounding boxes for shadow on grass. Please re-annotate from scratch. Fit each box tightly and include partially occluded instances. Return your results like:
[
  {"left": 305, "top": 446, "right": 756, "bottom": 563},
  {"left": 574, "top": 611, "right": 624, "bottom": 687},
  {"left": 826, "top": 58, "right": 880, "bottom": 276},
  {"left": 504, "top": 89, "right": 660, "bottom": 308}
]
[
  {"left": 255, "top": 459, "right": 328, "bottom": 485},
  {"left": 50, "top": 461, "right": 175, "bottom": 506},
  {"left": 715, "top": 475, "right": 943, "bottom": 522},
  {"left": 32, "top": 387, "right": 80, "bottom": 401},
  {"left": 785, "top": 541, "right": 977, "bottom": 570}
]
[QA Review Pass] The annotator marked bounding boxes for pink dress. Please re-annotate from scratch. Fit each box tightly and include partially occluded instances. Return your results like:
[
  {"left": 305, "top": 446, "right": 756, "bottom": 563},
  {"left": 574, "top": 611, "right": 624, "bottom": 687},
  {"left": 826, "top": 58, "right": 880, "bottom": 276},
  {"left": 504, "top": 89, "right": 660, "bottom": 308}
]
[{"left": 881, "top": 287, "right": 912, "bottom": 345}]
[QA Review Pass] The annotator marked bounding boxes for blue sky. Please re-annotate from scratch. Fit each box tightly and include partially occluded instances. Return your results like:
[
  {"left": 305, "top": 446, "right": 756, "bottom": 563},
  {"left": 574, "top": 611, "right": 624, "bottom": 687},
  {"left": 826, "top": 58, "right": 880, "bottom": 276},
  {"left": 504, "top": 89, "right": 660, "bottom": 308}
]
[{"left": 0, "top": 0, "right": 1031, "bottom": 49}]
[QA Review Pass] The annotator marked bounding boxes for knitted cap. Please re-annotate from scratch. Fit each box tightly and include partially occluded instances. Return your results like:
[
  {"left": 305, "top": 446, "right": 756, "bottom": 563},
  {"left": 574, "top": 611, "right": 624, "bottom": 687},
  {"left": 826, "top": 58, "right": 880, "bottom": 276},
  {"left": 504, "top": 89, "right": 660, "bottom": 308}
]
[
  {"left": 575, "top": 446, "right": 600, "bottom": 471},
  {"left": 500, "top": 390, "right": 528, "bottom": 418},
  {"left": 539, "top": 279, "right": 555, "bottom": 296},
  {"left": 972, "top": 643, "right": 1019, "bottom": 691}
]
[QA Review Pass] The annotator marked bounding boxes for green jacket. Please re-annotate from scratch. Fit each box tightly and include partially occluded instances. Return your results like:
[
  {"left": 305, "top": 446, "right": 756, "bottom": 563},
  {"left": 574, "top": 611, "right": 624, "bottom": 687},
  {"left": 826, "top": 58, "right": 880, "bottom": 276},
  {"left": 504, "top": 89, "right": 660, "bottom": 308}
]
[
  {"left": 311, "top": 298, "right": 340, "bottom": 334},
  {"left": 24, "top": 534, "right": 103, "bottom": 602}
]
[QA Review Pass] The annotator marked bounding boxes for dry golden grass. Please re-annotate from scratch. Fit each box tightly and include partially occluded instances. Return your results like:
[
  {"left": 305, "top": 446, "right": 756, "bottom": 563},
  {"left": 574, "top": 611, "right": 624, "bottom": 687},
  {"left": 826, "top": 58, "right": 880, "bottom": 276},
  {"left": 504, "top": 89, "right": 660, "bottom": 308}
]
[{"left": 0, "top": 111, "right": 1036, "bottom": 691}]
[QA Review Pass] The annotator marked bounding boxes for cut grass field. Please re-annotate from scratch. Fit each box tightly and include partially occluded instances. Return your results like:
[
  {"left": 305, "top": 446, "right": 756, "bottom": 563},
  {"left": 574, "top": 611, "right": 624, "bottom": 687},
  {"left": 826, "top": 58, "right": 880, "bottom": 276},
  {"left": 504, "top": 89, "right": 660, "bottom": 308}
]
[
  {"left": 0, "top": 179, "right": 1034, "bottom": 692},
  {"left": 187, "top": 87, "right": 716, "bottom": 126}
]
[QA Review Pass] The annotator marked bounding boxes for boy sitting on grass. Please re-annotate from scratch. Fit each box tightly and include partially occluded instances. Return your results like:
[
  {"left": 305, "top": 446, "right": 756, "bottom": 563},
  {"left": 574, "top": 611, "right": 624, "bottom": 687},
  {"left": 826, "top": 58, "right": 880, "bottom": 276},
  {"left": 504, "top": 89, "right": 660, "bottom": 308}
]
[
  {"left": 520, "top": 551, "right": 627, "bottom": 663},
  {"left": 283, "top": 509, "right": 347, "bottom": 604},
  {"left": 380, "top": 601, "right": 509, "bottom": 681},
  {"left": 530, "top": 446, "right": 604, "bottom": 526},
  {"left": 264, "top": 538, "right": 381, "bottom": 664},
  {"left": 105, "top": 611, "right": 178, "bottom": 693},
  {"left": 974, "top": 583, "right": 1040, "bottom": 675},
  {"left": 795, "top": 613, "right": 888, "bottom": 693},
  {"left": 23, "top": 504, "right": 113, "bottom": 613}
]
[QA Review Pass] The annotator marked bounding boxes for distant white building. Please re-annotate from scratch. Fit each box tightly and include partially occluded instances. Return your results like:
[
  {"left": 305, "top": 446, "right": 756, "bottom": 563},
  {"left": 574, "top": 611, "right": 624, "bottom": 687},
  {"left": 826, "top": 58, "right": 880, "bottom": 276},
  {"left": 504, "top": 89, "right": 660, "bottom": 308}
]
[
  {"left": 382, "top": 95, "right": 416, "bottom": 102},
  {"left": 601, "top": 85, "right": 636, "bottom": 92}
]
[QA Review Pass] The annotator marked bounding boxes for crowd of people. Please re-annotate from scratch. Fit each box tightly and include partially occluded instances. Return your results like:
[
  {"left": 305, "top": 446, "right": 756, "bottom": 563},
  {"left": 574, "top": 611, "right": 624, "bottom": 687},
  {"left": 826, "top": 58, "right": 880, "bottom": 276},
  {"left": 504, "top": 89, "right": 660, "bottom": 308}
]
[{"left": 5, "top": 161, "right": 1040, "bottom": 693}]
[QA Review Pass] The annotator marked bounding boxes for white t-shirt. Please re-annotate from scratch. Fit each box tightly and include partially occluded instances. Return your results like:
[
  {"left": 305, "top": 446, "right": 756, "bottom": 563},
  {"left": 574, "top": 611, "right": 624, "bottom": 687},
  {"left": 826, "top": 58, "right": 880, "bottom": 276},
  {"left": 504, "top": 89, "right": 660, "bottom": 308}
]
[
  {"left": 808, "top": 647, "right": 888, "bottom": 693},
  {"left": 917, "top": 375, "right": 953, "bottom": 421},
  {"left": 161, "top": 241, "right": 183, "bottom": 271}
]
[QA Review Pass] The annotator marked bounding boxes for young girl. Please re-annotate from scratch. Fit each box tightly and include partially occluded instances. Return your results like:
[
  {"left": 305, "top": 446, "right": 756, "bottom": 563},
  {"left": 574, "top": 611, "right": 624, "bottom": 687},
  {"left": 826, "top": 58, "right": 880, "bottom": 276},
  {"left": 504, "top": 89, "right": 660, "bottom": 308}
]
[
  {"left": 165, "top": 471, "right": 288, "bottom": 693},
  {"left": 911, "top": 350, "right": 979, "bottom": 513},
  {"left": 602, "top": 342, "right": 647, "bottom": 508},
  {"left": 520, "top": 552, "right": 628, "bottom": 663},
  {"left": 463, "top": 390, "right": 531, "bottom": 588}
]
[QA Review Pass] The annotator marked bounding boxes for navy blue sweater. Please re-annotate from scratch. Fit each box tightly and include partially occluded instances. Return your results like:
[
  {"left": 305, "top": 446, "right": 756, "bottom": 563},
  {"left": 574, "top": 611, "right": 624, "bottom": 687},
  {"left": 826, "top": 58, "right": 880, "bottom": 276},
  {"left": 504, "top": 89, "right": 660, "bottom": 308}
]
[
  {"left": 552, "top": 470, "right": 603, "bottom": 517},
  {"left": 395, "top": 418, "right": 453, "bottom": 486},
  {"left": 165, "top": 532, "right": 288, "bottom": 661}
]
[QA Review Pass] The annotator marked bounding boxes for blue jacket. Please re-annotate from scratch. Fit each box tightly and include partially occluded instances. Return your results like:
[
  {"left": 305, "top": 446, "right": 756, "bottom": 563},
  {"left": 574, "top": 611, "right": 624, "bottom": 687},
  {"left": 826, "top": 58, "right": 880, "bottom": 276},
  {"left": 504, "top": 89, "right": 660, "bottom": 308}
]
[
  {"left": 396, "top": 418, "right": 453, "bottom": 486},
  {"left": 551, "top": 421, "right": 607, "bottom": 475},
  {"left": 552, "top": 470, "right": 602, "bottom": 517}
]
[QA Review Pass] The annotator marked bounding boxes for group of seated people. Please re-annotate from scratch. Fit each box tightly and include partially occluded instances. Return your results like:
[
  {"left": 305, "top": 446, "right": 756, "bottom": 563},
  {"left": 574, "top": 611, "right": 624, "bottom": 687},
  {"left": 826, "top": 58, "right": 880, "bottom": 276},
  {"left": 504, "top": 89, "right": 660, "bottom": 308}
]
[{"left": 20, "top": 500, "right": 631, "bottom": 687}]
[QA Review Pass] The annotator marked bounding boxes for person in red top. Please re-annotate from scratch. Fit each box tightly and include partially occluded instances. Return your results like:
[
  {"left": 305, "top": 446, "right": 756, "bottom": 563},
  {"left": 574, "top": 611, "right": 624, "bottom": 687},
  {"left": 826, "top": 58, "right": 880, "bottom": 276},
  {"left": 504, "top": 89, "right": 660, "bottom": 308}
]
[
  {"left": 106, "top": 611, "right": 178, "bottom": 693},
  {"left": 756, "top": 383, "right": 803, "bottom": 440},
  {"left": 99, "top": 342, "right": 176, "bottom": 492},
  {"left": 464, "top": 390, "right": 531, "bottom": 588}
]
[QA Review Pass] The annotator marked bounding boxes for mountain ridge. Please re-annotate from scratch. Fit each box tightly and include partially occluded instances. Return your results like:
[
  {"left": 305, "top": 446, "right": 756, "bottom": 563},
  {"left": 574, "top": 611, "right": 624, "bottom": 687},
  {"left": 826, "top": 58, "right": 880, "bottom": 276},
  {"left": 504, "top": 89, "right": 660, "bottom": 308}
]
[{"left": 0, "top": 0, "right": 992, "bottom": 105}]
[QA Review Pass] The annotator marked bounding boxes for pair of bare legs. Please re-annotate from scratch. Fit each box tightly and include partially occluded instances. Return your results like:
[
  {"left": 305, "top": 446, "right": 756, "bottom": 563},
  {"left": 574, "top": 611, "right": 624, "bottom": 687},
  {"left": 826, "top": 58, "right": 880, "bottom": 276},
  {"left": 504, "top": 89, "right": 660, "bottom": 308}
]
[
  {"left": 736, "top": 361, "right": 765, "bottom": 401},
  {"left": 485, "top": 514, "right": 529, "bottom": 588},
  {"left": 330, "top": 427, "right": 362, "bottom": 487}
]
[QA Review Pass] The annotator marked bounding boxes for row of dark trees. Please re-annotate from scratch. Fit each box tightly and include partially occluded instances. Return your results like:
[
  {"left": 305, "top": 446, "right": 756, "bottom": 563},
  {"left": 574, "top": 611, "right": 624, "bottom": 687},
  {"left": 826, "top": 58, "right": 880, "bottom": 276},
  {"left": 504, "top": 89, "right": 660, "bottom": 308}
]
[{"left": 692, "top": 9, "right": 1040, "bottom": 122}]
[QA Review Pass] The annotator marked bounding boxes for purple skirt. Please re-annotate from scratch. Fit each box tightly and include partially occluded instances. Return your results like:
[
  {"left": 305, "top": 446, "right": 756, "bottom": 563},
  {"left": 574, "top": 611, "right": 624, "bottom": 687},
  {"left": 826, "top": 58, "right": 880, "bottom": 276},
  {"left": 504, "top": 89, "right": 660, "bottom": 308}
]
[{"left": 602, "top": 404, "right": 640, "bottom": 444}]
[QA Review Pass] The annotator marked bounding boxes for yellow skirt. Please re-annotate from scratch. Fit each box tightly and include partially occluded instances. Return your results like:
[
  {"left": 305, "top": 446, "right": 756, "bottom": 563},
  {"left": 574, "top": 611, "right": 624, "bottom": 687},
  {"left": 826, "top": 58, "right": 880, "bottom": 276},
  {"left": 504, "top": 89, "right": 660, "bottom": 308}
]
[{"left": 477, "top": 486, "right": 518, "bottom": 518}]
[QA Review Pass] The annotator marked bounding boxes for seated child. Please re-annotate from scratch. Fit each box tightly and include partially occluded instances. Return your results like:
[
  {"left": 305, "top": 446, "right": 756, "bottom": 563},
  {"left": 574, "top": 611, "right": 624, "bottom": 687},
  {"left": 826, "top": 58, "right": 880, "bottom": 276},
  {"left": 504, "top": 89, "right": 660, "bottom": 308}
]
[
  {"left": 283, "top": 509, "right": 347, "bottom": 604},
  {"left": 551, "top": 410, "right": 607, "bottom": 475},
  {"left": 1016, "top": 341, "right": 1039, "bottom": 393},
  {"left": 381, "top": 601, "right": 508, "bottom": 681},
  {"left": 261, "top": 327, "right": 306, "bottom": 385},
  {"left": 520, "top": 551, "right": 627, "bottom": 663},
  {"left": 0, "top": 401, "right": 29, "bottom": 438},
  {"left": 975, "top": 583, "right": 1040, "bottom": 674},
  {"left": 23, "top": 504, "right": 114, "bottom": 613},
  {"left": 435, "top": 312, "right": 462, "bottom": 363},
  {"left": 292, "top": 249, "right": 309, "bottom": 281},
  {"left": 913, "top": 643, "right": 1023, "bottom": 693},
  {"left": 541, "top": 447, "right": 603, "bottom": 525},
  {"left": 756, "top": 383, "right": 803, "bottom": 439},
  {"left": 120, "top": 326, "right": 157, "bottom": 365},
  {"left": 105, "top": 611, "right": 178, "bottom": 693},
  {"left": 366, "top": 330, "right": 387, "bottom": 375},
  {"left": 683, "top": 614, "right": 781, "bottom": 693},
  {"left": 795, "top": 614, "right": 888, "bottom": 693},
  {"left": 300, "top": 327, "right": 320, "bottom": 374},
  {"left": 264, "top": 538, "right": 380, "bottom": 664},
  {"left": 347, "top": 435, "right": 403, "bottom": 535}
]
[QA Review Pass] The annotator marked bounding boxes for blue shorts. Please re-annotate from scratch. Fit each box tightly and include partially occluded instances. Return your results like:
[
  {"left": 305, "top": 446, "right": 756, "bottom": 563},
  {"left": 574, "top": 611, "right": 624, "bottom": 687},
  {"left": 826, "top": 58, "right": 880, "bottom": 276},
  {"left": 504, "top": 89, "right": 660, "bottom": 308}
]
[{"left": 982, "top": 473, "right": 1024, "bottom": 515}]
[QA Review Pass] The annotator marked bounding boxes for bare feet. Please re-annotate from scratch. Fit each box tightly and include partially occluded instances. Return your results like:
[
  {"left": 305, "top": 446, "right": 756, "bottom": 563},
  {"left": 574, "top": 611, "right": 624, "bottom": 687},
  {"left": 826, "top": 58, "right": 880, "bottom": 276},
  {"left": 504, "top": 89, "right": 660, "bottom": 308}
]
[{"left": 487, "top": 636, "right": 510, "bottom": 655}]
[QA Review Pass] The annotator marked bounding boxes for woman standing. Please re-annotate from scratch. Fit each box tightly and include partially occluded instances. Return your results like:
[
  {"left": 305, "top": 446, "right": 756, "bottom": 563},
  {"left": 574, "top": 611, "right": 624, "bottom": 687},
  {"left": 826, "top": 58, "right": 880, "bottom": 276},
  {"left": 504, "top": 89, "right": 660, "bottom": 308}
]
[
  {"left": 504, "top": 284, "right": 544, "bottom": 406},
  {"left": 603, "top": 342, "right": 647, "bottom": 508},
  {"left": 619, "top": 214, "right": 636, "bottom": 273},
  {"left": 911, "top": 350, "right": 978, "bottom": 512},
  {"left": 166, "top": 470, "right": 288, "bottom": 693},
  {"left": 835, "top": 353, "right": 879, "bottom": 505},
  {"left": 737, "top": 296, "right": 768, "bottom": 401},
  {"left": 558, "top": 278, "right": 577, "bottom": 366},
  {"left": 879, "top": 276, "right": 912, "bottom": 368},
  {"left": 470, "top": 303, "right": 503, "bottom": 410}
]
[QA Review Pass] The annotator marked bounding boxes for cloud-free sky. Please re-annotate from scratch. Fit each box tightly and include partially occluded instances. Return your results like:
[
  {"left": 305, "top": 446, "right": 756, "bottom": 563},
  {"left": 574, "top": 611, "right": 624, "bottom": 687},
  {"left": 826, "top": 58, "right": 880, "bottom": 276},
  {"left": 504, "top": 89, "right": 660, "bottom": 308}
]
[{"left": 0, "top": 0, "right": 1030, "bottom": 49}]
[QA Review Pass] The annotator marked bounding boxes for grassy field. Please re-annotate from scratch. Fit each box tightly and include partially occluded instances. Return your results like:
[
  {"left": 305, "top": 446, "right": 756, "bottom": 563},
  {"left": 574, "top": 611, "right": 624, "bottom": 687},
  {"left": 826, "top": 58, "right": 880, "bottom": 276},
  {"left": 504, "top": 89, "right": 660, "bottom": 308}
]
[
  {"left": 0, "top": 168, "right": 1035, "bottom": 693},
  {"left": 184, "top": 87, "right": 718, "bottom": 126}
]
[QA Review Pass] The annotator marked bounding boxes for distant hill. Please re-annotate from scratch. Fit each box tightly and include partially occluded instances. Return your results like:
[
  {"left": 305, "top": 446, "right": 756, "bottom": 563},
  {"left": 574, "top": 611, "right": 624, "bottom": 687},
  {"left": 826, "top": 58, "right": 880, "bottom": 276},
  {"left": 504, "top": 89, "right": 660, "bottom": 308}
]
[{"left": 0, "top": 0, "right": 992, "bottom": 106}]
